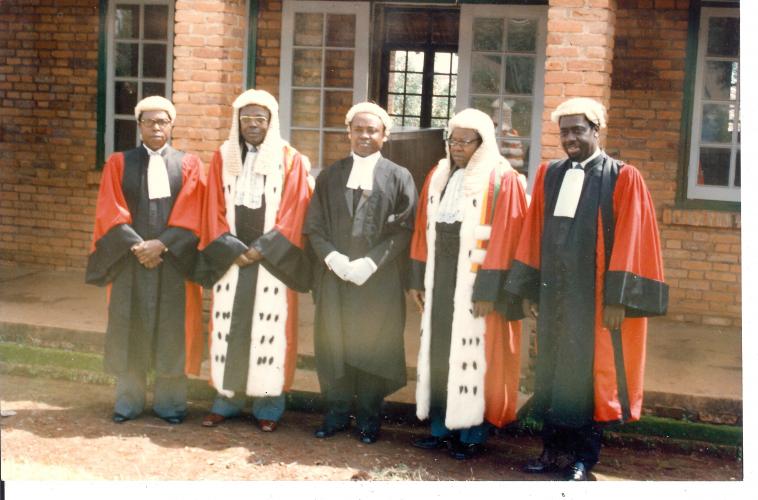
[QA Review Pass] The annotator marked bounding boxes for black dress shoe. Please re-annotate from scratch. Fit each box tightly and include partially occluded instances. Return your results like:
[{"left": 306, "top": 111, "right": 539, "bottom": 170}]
[
  {"left": 161, "top": 416, "right": 184, "bottom": 425},
  {"left": 112, "top": 413, "right": 130, "bottom": 424},
  {"left": 523, "top": 451, "right": 560, "bottom": 474},
  {"left": 412, "top": 435, "right": 449, "bottom": 450},
  {"left": 314, "top": 423, "right": 349, "bottom": 438},
  {"left": 566, "top": 461, "right": 590, "bottom": 481},
  {"left": 358, "top": 431, "right": 378, "bottom": 444},
  {"left": 449, "top": 442, "right": 484, "bottom": 460}
]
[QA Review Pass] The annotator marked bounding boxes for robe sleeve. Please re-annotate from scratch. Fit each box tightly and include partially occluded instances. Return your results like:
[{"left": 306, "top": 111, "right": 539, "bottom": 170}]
[
  {"left": 472, "top": 169, "right": 528, "bottom": 320},
  {"left": 408, "top": 166, "right": 436, "bottom": 291},
  {"left": 365, "top": 166, "right": 418, "bottom": 270},
  {"left": 194, "top": 150, "right": 248, "bottom": 287},
  {"left": 604, "top": 165, "right": 668, "bottom": 317},
  {"left": 85, "top": 153, "right": 143, "bottom": 286},
  {"left": 251, "top": 147, "right": 314, "bottom": 293},
  {"left": 303, "top": 167, "right": 339, "bottom": 262},
  {"left": 504, "top": 163, "right": 548, "bottom": 303},
  {"left": 157, "top": 153, "right": 205, "bottom": 278}
]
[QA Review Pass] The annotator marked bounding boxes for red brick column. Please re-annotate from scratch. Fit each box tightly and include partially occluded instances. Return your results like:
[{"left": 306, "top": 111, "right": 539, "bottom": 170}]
[
  {"left": 171, "top": 0, "right": 247, "bottom": 165},
  {"left": 541, "top": 0, "right": 618, "bottom": 162}
]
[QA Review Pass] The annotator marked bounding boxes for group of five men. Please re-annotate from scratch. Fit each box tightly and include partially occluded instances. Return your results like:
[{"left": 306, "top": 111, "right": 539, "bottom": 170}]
[{"left": 86, "top": 91, "right": 667, "bottom": 481}]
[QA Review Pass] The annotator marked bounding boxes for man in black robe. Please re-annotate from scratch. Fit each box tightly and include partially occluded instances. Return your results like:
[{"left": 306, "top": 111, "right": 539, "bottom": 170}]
[{"left": 304, "top": 102, "right": 417, "bottom": 444}]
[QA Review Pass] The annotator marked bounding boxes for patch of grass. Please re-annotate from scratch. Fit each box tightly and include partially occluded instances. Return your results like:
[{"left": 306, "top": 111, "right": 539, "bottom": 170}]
[{"left": 0, "top": 341, "right": 103, "bottom": 372}]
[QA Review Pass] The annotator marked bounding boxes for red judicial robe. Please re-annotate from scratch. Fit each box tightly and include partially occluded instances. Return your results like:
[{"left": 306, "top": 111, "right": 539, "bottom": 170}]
[
  {"left": 410, "top": 160, "right": 527, "bottom": 429},
  {"left": 86, "top": 146, "right": 205, "bottom": 377},
  {"left": 505, "top": 154, "right": 668, "bottom": 426},
  {"left": 196, "top": 143, "right": 312, "bottom": 398}
]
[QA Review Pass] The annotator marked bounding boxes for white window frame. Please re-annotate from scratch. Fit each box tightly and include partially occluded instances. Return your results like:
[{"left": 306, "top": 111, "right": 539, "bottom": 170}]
[
  {"left": 105, "top": 0, "right": 174, "bottom": 156},
  {"left": 686, "top": 6, "right": 740, "bottom": 202},
  {"left": 279, "top": 0, "right": 370, "bottom": 171},
  {"left": 457, "top": 3, "right": 547, "bottom": 187}
]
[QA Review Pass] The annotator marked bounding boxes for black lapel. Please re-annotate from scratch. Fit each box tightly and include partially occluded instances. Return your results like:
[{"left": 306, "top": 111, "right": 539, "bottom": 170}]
[
  {"left": 163, "top": 145, "right": 185, "bottom": 205},
  {"left": 122, "top": 147, "right": 146, "bottom": 218}
]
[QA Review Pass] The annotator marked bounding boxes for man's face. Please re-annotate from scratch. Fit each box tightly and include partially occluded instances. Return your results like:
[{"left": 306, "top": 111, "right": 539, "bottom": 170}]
[
  {"left": 447, "top": 127, "right": 482, "bottom": 168},
  {"left": 138, "top": 110, "right": 172, "bottom": 151},
  {"left": 559, "top": 114, "right": 599, "bottom": 163},
  {"left": 348, "top": 112, "right": 387, "bottom": 157},
  {"left": 239, "top": 104, "right": 271, "bottom": 147}
]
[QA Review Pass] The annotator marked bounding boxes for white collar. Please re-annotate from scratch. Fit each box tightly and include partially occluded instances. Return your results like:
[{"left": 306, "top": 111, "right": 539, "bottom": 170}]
[
  {"left": 245, "top": 142, "right": 258, "bottom": 152},
  {"left": 347, "top": 151, "right": 381, "bottom": 190},
  {"left": 144, "top": 144, "right": 168, "bottom": 156},
  {"left": 575, "top": 148, "right": 602, "bottom": 168}
]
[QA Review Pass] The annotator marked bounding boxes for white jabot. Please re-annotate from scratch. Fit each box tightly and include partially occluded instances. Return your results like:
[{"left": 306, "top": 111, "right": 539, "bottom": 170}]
[
  {"left": 346, "top": 151, "right": 380, "bottom": 190},
  {"left": 235, "top": 143, "right": 265, "bottom": 209},
  {"left": 145, "top": 145, "right": 171, "bottom": 200},
  {"left": 554, "top": 149, "right": 601, "bottom": 218},
  {"left": 435, "top": 168, "right": 466, "bottom": 224}
]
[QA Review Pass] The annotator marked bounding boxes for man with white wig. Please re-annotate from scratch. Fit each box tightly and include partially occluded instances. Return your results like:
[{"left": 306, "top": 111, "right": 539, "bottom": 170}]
[
  {"left": 86, "top": 95, "right": 205, "bottom": 424},
  {"left": 304, "top": 102, "right": 417, "bottom": 444},
  {"left": 195, "top": 89, "right": 313, "bottom": 432},
  {"left": 408, "top": 108, "right": 528, "bottom": 460},
  {"left": 506, "top": 97, "right": 668, "bottom": 480}
]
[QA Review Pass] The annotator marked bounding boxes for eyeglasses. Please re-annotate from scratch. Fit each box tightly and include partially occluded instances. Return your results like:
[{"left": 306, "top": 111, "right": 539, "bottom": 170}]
[
  {"left": 139, "top": 118, "right": 172, "bottom": 128},
  {"left": 447, "top": 138, "right": 480, "bottom": 147},
  {"left": 240, "top": 116, "right": 269, "bottom": 126}
]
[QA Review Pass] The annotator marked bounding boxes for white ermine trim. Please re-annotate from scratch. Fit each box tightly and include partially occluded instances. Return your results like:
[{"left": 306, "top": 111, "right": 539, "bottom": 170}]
[
  {"left": 470, "top": 248, "right": 487, "bottom": 265},
  {"left": 473, "top": 224, "right": 492, "bottom": 241}
]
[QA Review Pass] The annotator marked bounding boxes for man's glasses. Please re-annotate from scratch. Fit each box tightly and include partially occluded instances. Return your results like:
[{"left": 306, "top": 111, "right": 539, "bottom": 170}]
[
  {"left": 240, "top": 116, "right": 269, "bottom": 126},
  {"left": 139, "top": 118, "right": 172, "bottom": 128},
  {"left": 447, "top": 138, "right": 480, "bottom": 147}
]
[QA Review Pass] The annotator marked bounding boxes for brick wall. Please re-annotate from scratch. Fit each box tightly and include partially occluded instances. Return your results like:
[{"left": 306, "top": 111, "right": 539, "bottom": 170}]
[
  {"left": 608, "top": 0, "right": 740, "bottom": 327},
  {"left": 0, "top": 0, "right": 100, "bottom": 270}
]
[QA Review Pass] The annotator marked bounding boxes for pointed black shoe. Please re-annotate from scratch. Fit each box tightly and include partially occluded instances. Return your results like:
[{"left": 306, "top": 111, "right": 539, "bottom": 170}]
[
  {"left": 314, "top": 423, "right": 349, "bottom": 438},
  {"left": 412, "top": 435, "right": 449, "bottom": 450},
  {"left": 449, "top": 442, "right": 485, "bottom": 460},
  {"left": 112, "top": 413, "right": 130, "bottom": 424},
  {"left": 161, "top": 415, "right": 184, "bottom": 425},
  {"left": 566, "top": 461, "right": 590, "bottom": 481},
  {"left": 524, "top": 451, "right": 560, "bottom": 474}
]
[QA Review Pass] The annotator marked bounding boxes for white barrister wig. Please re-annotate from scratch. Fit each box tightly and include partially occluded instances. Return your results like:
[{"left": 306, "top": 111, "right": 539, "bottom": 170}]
[
  {"left": 222, "top": 89, "right": 284, "bottom": 176},
  {"left": 134, "top": 95, "right": 177, "bottom": 122},
  {"left": 550, "top": 97, "right": 607, "bottom": 129},
  {"left": 345, "top": 102, "right": 394, "bottom": 136}
]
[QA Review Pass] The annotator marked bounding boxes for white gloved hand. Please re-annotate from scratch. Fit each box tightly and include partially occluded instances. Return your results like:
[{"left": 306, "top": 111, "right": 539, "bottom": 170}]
[
  {"left": 345, "top": 257, "right": 378, "bottom": 286},
  {"left": 325, "top": 251, "right": 351, "bottom": 281}
]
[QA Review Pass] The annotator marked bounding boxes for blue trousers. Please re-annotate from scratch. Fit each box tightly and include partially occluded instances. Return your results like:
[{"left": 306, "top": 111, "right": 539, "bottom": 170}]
[
  {"left": 114, "top": 368, "right": 187, "bottom": 419},
  {"left": 429, "top": 407, "right": 491, "bottom": 445},
  {"left": 210, "top": 393, "right": 286, "bottom": 421}
]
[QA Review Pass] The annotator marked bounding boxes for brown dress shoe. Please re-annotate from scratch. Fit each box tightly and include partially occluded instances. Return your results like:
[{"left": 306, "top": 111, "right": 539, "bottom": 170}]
[
  {"left": 202, "top": 413, "right": 227, "bottom": 427},
  {"left": 257, "top": 419, "right": 277, "bottom": 432}
]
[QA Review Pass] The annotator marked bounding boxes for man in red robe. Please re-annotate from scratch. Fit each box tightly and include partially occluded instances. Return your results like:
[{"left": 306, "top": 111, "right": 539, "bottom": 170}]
[
  {"left": 86, "top": 96, "right": 205, "bottom": 424},
  {"left": 505, "top": 97, "right": 668, "bottom": 480},
  {"left": 407, "top": 108, "right": 527, "bottom": 460},
  {"left": 194, "top": 89, "right": 312, "bottom": 432}
]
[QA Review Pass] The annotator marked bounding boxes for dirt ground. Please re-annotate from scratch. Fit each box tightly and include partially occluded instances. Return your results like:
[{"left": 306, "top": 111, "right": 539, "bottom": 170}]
[{"left": 0, "top": 374, "right": 742, "bottom": 483}]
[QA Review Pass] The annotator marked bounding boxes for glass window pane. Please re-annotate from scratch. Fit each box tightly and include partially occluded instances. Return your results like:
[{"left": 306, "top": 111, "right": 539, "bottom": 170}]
[
  {"left": 406, "top": 73, "right": 423, "bottom": 95},
  {"left": 700, "top": 103, "right": 732, "bottom": 143},
  {"left": 115, "top": 119, "right": 137, "bottom": 151},
  {"left": 704, "top": 61, "right": 738, "bottom": 101},
  {"left": 697, "top": 147, "right": 731, "bottom": 186},
  {"left": 323, "top": 131, "right": 349, "bottom": 168},
  {"left": 473, "top": 18, "right": 503, "bottom": 51},
  {"left": 431, "top": 118, "right": 448, "bottom": 128},
  {"left": 407, "top": 51, "right": 424, "bottom": 72},
  {"left": 471, "top": 95, "right": 497, "bottom": 118},
  {"left": 404, "top": 117, "right": 421, "bottom": 128},
  {"left": 144, "top": 5, "right": 168, "bottom": 40},
  {"left": 326, "top": 14, "right": 355, "bottom": 48},
  {"left": 290, "top": 130, "right": 321, "bottom": 169},
  {"left": 451, "top": 53, "right": 458, "bottom": 73},
  {"left": 323, "top": 91, "right": 353, "bottom": 128},
  {"left": 390, "top": 51, "right": 406, "bottom": 72},
  {"left": 294, "top": 13, "right": 323, "bottom": 46},
  {"left": 510, "top": 98, "right": 533, "bottom": 135},
  {"left": 449, "top": 96, "right": 456, "bottom": 113},
  {"left": 115, "top": 5, "right": 139, "bottom": 39},
  {"left": 505, "top": 56, "right": 535, "bottom": 95},
  {"left": 451, "top": 75, "right": 457, "bottom": 95},
  {"left": 293, "top": 49, "right": 322, "bottom": 86},
  {"left": 142, "top": 81, "right": 165, "bottom": 98},
  {"left": 735, "top": 149, "right": 740, "bottom": 187},
  {"left": 434, "top": 52, "right": 452, "bottom": 74},
  {"left": 143, "top": 43, "right": 166, "bottom": 78},
  {"left": 115, "top": 42, "right": 138, "bottom": 77},
  {"left": 388, "top": 94, "right": 405, "bottom": 116},
  {"left": 499, "top": 138, "right": 529, "bottom": 174},
  {"left": 388, "top": 72, "right": 405, "bottom": 93},
  {"left": 291, "top": 89, "right": 321, "bottom": 127},
  {"left": 433, "top": 75, "right": 451, "bottom": 96},
  {"left": 115, "top": 81, "right": 138, "bottom": 115},
  {"left": 431, "top": 96, "right": 449, "bottom": 118},
  {"left": 707, "top": 17, "right": 739, "bottom": 58},
  {"left": 507, "top": 18, "right": 537, "bottom": 52},
  {"left": 471, "top": 54, "right": 501, "bottom": 94},
  {"left": 325, "top": 49, "right": 354, "bottom": 88},
  {"left": 405, "top": 95, "right": 421, "bottom": 117}
]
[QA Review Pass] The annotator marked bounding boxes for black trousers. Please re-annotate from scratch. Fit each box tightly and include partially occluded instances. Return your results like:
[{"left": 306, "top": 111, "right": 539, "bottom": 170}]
[
  {"left": 542, "top": 422, "right": 603, "bottom": 468},
  {"left": 322, "top": 365, "right": 385, "bottom": 434}
]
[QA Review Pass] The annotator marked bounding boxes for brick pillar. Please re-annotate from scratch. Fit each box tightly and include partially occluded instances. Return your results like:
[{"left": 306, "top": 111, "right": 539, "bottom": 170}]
[
  {"left": 171, "top": 0, "right": 247, "bottom": 165},
  {"left": 541, "top": 0, "right": 618, "bottom": 162}
]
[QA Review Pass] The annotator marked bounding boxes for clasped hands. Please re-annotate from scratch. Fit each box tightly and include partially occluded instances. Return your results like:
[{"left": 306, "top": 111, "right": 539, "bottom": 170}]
[
  {"left": 325, "top": 252, "right": 376, "bottom": 286},
  {"left": 131, "top": 239, "right": 167, "bottom": 269},
  {"left": 234, "top": 247, "right": 264, "bottom": 268}
]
